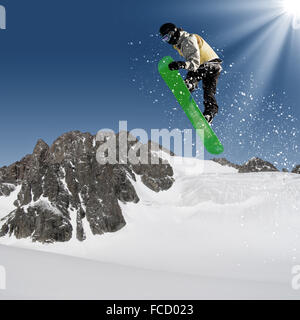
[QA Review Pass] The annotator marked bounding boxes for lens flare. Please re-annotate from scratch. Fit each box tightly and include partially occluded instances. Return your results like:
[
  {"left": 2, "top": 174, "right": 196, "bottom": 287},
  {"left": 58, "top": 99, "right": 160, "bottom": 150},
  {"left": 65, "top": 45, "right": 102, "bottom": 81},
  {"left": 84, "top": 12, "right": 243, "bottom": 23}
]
[
  {"left": 281, "top": 0, "right": 300, "bottom": 29},
  {"left": 282, "top": 0, "right": 300, "bottom": 16}
]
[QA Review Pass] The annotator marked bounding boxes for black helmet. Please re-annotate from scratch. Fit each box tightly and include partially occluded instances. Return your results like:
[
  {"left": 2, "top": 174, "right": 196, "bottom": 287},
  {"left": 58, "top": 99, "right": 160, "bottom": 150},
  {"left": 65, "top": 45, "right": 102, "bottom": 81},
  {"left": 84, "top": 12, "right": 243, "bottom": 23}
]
[
  {"left": 159, "top": 22, "right": 181, "bottom": 45},
  {"left": 159, "top": 23, "right": 177, "bottom": 36}
]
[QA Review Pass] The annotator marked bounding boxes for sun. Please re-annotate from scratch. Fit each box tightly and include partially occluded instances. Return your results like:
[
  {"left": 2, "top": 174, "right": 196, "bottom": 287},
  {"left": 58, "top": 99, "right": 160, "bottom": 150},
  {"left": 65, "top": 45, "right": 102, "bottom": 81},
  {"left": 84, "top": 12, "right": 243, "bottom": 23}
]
[{"left": 282, "top": 0, "right": 300, "bottom": 16}]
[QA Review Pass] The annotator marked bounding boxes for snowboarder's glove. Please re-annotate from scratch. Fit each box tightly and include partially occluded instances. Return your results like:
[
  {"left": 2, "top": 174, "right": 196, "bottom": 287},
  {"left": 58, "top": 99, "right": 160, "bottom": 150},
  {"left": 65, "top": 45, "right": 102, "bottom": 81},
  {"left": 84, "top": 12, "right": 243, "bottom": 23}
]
[{"left": 168, "top": 61, "right": 186, "bottom": 71}]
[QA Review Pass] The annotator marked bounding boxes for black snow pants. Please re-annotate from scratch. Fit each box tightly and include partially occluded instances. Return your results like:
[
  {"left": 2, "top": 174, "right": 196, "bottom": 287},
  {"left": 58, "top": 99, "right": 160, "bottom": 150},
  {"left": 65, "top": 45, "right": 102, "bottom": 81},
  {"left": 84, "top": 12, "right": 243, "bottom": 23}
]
[{"left": 184, "top": 58, "right": 222, "bottom": 117}]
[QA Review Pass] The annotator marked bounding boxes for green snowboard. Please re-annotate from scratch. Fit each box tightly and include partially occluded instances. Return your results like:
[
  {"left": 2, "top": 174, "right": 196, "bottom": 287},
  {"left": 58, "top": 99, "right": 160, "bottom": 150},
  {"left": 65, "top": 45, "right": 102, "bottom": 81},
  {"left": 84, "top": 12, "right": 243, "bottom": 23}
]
[{"left": 158, "top": 56, "right": 224, "bottom": 155}]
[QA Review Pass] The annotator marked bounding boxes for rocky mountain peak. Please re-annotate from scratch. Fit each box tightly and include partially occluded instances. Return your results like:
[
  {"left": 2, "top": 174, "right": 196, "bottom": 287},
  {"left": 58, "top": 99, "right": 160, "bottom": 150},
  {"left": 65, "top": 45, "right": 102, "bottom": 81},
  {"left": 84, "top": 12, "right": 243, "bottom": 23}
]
[
  {"left": 239, "top": 157, "right": 279, "bottom": 173},
  {"left": 212, "top": 157, "right": 279, "bottom": 173},
  {"left": 33, "top": 139, "right": 49, "bottom": 157},
  {"left": 0, "top": 131, "right": 174, "bottom": 243}
]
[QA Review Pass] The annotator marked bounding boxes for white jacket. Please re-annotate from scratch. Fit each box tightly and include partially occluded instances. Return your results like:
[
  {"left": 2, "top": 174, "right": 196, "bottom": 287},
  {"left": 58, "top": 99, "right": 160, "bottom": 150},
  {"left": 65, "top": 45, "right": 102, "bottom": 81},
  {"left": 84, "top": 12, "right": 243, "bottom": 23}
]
[{"left": 174, "top": 31, "right": 220, "bottom": 72}]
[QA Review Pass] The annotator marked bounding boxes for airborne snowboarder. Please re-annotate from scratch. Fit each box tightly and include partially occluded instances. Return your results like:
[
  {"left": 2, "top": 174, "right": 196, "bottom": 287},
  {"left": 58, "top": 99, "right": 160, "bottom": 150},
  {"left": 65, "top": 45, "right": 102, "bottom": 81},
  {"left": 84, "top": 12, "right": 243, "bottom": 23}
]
[{"left": 159, "top": 23, "right": 223, "bottom": 124}]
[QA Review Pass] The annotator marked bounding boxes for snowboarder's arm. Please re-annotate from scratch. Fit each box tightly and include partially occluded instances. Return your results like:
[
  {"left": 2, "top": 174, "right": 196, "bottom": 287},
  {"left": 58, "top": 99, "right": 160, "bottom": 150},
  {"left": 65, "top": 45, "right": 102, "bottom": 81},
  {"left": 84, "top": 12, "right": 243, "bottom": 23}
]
[
  {"left": 181, "top": 36, "right": 201, "bottom": 72},
  {"left": 169, "top": 61, "right": 186, "bottom": 71}
]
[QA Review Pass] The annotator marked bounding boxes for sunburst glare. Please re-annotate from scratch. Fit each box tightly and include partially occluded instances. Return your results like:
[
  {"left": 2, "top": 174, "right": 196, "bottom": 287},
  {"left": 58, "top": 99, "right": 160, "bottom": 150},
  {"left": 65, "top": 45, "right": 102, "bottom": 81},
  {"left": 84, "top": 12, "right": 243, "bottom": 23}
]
[
  {"left": 280, "top": 0, "right": 300, "bottom": 28},
  {"left": 282, "top": 0, "right": 300, "bottom": 16}
]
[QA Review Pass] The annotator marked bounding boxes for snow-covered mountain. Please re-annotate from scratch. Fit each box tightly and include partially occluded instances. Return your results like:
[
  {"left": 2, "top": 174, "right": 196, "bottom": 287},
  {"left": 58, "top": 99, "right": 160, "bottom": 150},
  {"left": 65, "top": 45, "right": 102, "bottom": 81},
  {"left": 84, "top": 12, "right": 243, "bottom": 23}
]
[
  {"left": 0, "top": 131, "right": 174, "bottom": 243},
  {"left": 1, "top": 131, "right": 300, "bottom": 299}
]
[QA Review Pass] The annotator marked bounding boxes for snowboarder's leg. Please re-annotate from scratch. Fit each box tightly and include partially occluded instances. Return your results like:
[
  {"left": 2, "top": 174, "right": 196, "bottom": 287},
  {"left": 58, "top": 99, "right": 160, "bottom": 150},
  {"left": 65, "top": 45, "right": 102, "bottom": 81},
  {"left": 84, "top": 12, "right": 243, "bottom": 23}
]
[
  {"left": 184, "top": 71, "right": 198, "bottom": 92},
  {"left": 202, "top": 63, "right": 222, "bottom": 120},
  {"left": 184, "top": 69, "right": 205, "bottom": 93}
]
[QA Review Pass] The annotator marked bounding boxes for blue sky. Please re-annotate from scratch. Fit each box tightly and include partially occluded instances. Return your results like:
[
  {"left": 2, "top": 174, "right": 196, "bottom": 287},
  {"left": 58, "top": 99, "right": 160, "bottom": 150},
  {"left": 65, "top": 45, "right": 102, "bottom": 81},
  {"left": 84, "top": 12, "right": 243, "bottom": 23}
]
[{"left": 0, "top": 0, "right": 300, "bottom": 169}]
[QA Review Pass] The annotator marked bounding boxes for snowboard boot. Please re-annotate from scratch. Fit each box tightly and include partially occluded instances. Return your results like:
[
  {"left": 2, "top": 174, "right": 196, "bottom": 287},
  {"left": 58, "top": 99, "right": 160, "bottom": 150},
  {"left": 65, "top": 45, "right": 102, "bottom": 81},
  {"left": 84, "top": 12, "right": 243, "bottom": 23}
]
[
  {"left": 203, "top": 112, "right": 215, "bottom": 125},
  {"left": 184, "top": 78, "right": 199, "bottom": 93}
]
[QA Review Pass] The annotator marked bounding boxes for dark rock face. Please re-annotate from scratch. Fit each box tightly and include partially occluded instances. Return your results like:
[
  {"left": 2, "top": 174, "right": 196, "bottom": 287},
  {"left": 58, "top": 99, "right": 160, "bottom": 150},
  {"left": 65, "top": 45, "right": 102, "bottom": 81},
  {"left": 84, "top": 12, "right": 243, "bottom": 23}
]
[
  {"left": 211, "top": 158, "right": 240, "bottom": 170},
  {"left": 0, "top": 131, "right": 174, "bottom": 243},
  {"left": 132, "top": 163, "right": 174, "bottom": 192},
  {"left": 0, "top": 183, "right": 16, "bottom": 197},
  {"left": 292, "top": 165, "right": 300, "bottom": 174},
  {"left": 0, "top": 206, "right": 72, "bottom": 243},
  {"left": 238, "top": 157, "right": 279, "bottom": 173},
  {"left": 0, "top": 155, "right": 31, "bottom": 184},
  {"left": 212, "top": 157, "right": 279, "bottom": 173}
]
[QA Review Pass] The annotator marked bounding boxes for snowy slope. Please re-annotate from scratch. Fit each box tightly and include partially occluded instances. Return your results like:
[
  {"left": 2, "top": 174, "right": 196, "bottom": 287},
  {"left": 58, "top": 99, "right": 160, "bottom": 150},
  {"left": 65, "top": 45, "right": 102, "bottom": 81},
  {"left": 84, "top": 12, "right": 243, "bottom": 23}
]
[
  {"left": 0, "top": 244, "right": 297, "bottom": 300},
  {"left": 1, "top": 158, "right": 300, "bottom": 299},
  {"left": 0, "top": 185, "right": 21, "bottom": 220}
]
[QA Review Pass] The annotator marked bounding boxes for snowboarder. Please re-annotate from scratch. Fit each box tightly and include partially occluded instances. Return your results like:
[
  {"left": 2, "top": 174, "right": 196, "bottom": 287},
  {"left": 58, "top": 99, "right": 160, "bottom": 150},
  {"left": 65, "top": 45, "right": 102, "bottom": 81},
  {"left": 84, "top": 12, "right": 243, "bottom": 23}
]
[{"left": 159, "top": 23, "right": 223, "bottom": 124}]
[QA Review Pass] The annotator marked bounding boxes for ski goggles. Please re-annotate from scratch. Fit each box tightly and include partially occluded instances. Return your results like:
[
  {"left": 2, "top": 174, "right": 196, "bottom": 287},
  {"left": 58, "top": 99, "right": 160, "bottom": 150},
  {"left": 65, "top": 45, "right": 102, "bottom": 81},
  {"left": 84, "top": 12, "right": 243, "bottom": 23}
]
[{"left": 161, "top": 31, "right": 174, "bottom": 43}]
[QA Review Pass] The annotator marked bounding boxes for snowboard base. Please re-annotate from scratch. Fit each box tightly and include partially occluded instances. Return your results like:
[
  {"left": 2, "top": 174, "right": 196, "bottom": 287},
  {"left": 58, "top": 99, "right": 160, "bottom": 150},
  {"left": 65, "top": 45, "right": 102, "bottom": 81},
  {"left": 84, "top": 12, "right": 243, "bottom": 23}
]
[{"left": 158, "top": 56, "right": 224, "bottom": 155}]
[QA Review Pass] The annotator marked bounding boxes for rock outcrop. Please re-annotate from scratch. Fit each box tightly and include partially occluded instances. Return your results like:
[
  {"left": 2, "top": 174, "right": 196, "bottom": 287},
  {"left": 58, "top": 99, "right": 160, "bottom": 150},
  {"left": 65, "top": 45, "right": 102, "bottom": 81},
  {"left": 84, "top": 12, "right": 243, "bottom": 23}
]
[
  {"left": 292, "top": 165, "right": 300, "bottom": 174},
  {"left": 0, "top": 131, "right": 174, "bottom": 243},
  {"left": 212, "top": 157, "right": 279, "bottom": 173},
  {"left": 238, "top": 157, "right": 279, "bottom": 173},
  {"left": 0, "top": 183, "right": 16, "bottom": 197}
]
